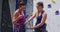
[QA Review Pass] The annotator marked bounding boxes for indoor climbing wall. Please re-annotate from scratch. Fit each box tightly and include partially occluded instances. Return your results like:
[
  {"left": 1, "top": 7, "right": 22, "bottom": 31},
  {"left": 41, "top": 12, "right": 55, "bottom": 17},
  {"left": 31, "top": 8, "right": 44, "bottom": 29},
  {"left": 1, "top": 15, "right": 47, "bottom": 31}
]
[{"left": 33, "top": 0, "right": 60, "bottom": 32}]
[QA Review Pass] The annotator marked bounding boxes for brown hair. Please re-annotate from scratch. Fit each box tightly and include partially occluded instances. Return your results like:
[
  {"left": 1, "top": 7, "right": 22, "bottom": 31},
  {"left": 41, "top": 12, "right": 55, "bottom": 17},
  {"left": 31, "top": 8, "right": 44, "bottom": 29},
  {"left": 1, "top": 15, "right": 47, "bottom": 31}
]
[
  {"left": 37, "top": 2, "right": 44, "bottom": 8},
  {"left": 18, "top": 2, "right": 26, "bottom": 7}
]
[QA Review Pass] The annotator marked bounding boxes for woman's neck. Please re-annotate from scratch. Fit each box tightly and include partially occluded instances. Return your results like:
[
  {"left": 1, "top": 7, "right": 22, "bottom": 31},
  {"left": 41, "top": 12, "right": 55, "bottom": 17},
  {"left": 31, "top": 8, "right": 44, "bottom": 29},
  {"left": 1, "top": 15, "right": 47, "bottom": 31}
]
[
  {"left": 19, "top": 9, "right": 23, "bottom": 11},
  {"left": 38, "top": 10, "right": 43, "bottom": 14},
  {"left": 18, "top": 9, "right": 23, "bottom": 13}
]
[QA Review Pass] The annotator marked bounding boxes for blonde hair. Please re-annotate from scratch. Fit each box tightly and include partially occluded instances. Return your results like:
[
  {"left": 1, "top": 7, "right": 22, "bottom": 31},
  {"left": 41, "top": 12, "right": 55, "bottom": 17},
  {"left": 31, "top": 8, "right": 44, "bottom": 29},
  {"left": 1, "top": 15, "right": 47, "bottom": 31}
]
[{"left": 34, "top": 11, "right": 39, "bottom": 18}]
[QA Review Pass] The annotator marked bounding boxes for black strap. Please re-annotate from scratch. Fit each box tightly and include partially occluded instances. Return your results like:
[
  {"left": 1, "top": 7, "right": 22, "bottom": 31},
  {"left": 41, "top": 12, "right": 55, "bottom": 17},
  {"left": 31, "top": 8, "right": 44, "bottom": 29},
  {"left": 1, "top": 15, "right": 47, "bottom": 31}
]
[{"left": 41, "top": 11, "right": 44, "bottom": 16}]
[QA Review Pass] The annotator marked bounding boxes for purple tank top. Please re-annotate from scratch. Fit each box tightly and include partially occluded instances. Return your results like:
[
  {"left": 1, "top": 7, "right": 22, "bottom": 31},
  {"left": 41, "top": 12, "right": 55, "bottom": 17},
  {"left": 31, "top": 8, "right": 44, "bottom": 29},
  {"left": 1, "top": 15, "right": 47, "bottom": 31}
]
[{"left": 14, "top": 10, "right": 25, "bottom": 29}]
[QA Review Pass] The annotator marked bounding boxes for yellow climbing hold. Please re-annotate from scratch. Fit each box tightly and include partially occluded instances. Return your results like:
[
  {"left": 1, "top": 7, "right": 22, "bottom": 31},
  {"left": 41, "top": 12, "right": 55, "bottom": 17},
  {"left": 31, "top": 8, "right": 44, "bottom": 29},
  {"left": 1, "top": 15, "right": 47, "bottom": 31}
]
[{"left": 51, "top": 0, "right": 55, "bottom": 3}]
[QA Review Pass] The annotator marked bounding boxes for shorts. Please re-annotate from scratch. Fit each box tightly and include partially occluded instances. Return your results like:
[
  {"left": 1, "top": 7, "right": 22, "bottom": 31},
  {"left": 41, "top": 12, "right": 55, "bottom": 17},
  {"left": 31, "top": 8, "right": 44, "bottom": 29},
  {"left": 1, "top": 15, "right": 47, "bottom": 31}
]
[
  {"left": 13, "top": 25, "right": 25, "bottom": 32},
  {"left": 14, "top": 27, "right": 25, "bottom": 32},
  {"left": 34, "top": 29, "right": 47, "bottom": 32}
]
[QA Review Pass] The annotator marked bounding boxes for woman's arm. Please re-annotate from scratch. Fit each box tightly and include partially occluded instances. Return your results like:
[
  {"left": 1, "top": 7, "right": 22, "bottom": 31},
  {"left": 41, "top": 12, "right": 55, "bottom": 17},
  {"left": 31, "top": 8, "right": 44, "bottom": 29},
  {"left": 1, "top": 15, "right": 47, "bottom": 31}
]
[
  {"left": 12, "top": 12, "right": 22, "bottom": 24},
  {"left": 31, "top": 12, "right": 47, "bottom": 29},
  {"left": 24, "top": 12, "right": 36, "bottom": 25}
]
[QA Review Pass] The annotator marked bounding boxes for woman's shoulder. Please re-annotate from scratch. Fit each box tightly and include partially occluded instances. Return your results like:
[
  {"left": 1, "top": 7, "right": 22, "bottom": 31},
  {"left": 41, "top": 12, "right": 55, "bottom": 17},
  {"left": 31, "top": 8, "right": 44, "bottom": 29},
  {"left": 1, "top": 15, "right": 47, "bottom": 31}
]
[
  {"left": 13, "top": 9, "right": 19, "bottom": 16},
  {"left": 42, "top": 11, "right": 47, "bottom": 17},
  {"left": 15, "top": 9, "right": 19, "bottom": 13},
  {"left": 43, "top": 11, "right": 47, "bottom": 15},
  {"left": 33, "top": 11, "right": 38, "bottom": 14},
  {"left": 15, "top": 9, "right": 19, "bottom": 14}
]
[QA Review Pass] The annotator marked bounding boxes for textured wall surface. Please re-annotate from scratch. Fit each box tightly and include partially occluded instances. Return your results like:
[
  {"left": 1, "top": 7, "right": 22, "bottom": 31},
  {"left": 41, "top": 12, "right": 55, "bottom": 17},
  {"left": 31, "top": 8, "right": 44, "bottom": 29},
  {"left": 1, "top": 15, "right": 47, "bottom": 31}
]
[
  {"left": 1, "top": 0, "right": 13, "bottom": 32},
  {"left": 33, "top": 0, "right": 60, "bottom": 32},
  {"left": 0, "top": 0, "right": 2, "bottom": 32},
  {"left": 25, "top": 0, "right": 33, "bottom": 32}
]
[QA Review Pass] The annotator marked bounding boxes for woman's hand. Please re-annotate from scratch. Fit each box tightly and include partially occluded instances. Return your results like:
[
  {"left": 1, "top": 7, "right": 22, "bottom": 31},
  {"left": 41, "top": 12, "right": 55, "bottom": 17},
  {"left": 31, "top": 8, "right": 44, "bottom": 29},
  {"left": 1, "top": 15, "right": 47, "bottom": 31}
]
[
  {"left": 12, "top": 15, "right": 22, "bottom": 24},
  {"left": 25, "top": 13, "right": 28, "bottom": 18},
  {"left": 28, "top": 27, "right": 33, "bottom": 30},
  {"left": 27, "top": 26, "right": 36, "bottom": 30},
  {"left": 24, "top": 21, "right": 28, "bottom": 25},
  {"left": 18, "top": 15, "right": 22, "bottom": 19}
]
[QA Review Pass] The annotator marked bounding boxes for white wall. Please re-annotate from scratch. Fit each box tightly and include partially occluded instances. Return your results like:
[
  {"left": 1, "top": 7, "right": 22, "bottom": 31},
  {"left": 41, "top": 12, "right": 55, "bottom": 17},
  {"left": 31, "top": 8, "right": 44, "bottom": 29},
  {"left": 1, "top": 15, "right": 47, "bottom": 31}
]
[{"left": 33, "top": 0, "right": 60, "bottom": 32}]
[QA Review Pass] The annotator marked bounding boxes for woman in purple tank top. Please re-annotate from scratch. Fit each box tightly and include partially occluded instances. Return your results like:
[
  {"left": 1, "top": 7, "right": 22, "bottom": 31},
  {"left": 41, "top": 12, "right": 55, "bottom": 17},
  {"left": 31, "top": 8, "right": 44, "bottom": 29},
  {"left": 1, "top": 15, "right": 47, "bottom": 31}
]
[{"left": 12, "top": 2, "right": 27, "bottom": 32}]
